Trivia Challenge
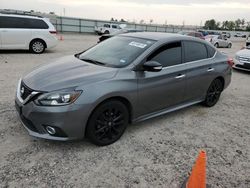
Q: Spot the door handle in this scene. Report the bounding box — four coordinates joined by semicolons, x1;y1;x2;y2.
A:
175;74;186;79
207;68;215;72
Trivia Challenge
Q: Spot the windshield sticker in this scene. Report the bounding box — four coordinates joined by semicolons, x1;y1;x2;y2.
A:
120;59;126;63
129;41;147;49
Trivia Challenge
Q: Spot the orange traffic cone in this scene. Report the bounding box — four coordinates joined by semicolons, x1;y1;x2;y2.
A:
182;150;207;188
59;35;63;41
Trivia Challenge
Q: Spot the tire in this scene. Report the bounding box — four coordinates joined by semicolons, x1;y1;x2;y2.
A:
228;43;232;48
203;79;223;107
86;100;129;146
30;40;46;54
214;43;219;48
104;30;110;34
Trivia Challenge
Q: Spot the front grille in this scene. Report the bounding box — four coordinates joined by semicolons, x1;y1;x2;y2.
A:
238;56;250;63
20;82;33;100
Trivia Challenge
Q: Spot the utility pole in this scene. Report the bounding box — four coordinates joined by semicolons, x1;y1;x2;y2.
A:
63;8;65;16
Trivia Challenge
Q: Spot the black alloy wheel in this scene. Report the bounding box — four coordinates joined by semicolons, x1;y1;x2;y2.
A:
86;100;129;146
203;79;223;107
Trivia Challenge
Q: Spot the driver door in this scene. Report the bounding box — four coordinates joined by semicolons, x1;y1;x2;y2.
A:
137;41;187;116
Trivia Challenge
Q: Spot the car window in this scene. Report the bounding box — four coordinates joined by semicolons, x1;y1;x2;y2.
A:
207;45;216;58
112;25;118;29
147;42;182;67
195;33;202;37
104;24;110;28
0;16;48;29
184;41;208;62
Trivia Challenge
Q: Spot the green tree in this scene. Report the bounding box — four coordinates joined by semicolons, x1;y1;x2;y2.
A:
204;19;219;30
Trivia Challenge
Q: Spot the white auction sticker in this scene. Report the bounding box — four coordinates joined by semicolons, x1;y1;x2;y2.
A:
129;41;147;49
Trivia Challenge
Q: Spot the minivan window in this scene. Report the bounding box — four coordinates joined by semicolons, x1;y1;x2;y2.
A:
184;41;208;62
112;25;118;29
147;42;182;67
0;16;49;29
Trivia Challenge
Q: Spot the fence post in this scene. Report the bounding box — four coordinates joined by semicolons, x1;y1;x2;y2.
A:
79;19;81;33
60;16;63;33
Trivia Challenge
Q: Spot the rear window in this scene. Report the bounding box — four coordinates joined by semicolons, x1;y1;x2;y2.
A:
184;41;208;62
0;16;49;29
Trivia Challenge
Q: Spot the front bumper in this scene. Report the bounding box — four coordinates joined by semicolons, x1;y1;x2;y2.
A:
233;58;250;72
15;96;90;141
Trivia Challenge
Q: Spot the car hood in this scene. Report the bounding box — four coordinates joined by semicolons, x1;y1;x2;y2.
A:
236;49;250;58
23;55;118;91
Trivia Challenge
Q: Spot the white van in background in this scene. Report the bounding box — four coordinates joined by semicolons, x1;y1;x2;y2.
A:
0;14;58;53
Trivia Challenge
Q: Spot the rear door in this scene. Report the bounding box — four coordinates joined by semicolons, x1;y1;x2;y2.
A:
137;41;187;115
183;41;216;102
0;16;32;49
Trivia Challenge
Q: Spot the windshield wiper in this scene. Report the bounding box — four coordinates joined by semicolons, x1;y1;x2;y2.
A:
80;58;106;66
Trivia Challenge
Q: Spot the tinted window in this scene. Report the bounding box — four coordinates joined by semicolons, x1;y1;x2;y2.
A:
0;16;48;29
207;45;216;58
104;24;110;28
112;25;118;29
195;33;202;37
147;42;182;67
184;41;208;62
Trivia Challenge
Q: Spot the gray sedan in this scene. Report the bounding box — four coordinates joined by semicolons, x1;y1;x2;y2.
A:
15;32;232;146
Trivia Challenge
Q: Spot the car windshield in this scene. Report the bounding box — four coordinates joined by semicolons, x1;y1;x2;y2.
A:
79;36;155;68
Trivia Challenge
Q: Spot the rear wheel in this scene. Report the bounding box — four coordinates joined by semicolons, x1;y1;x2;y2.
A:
86;100;129;146
203;79;223;107
30;40;46;54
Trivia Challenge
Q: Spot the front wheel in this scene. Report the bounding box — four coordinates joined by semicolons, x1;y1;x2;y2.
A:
228;43;232;48
203;79;223;107
86;100;129;146
214;43;219;48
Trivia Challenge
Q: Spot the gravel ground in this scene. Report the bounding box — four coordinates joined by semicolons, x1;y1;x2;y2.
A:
0;34;249;188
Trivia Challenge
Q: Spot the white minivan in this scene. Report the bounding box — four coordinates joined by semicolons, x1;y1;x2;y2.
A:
0;14;58;53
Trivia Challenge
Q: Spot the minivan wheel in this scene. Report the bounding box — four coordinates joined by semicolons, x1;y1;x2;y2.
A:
203;79;223;107
30;40;46;54
228;43;232;48
86;100;129;146
214;43;219;48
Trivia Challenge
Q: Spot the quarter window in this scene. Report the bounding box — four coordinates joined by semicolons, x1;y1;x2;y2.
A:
207;45;216;58
184;41;208;62
147;42;182;67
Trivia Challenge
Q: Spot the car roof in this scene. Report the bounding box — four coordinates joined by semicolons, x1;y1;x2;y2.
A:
0;13;43;20
121;32;204;42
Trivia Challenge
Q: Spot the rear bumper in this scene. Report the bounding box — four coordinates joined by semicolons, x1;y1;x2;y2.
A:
15;96;90;141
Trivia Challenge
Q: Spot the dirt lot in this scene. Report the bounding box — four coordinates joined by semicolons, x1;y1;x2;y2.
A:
0;34;249;188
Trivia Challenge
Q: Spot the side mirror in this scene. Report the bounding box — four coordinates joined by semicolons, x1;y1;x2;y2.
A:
143;61;162;72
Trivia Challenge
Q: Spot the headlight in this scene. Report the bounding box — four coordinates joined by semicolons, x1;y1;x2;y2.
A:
35;90;82;106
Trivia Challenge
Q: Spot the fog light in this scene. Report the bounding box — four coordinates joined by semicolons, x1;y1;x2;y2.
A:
46;126;56;135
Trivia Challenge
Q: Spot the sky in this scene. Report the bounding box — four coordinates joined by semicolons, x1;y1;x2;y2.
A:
1;0;250;25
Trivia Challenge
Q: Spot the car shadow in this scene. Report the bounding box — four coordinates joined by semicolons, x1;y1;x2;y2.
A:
233;68;250;75
0;50;56;54
35;103;202;150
